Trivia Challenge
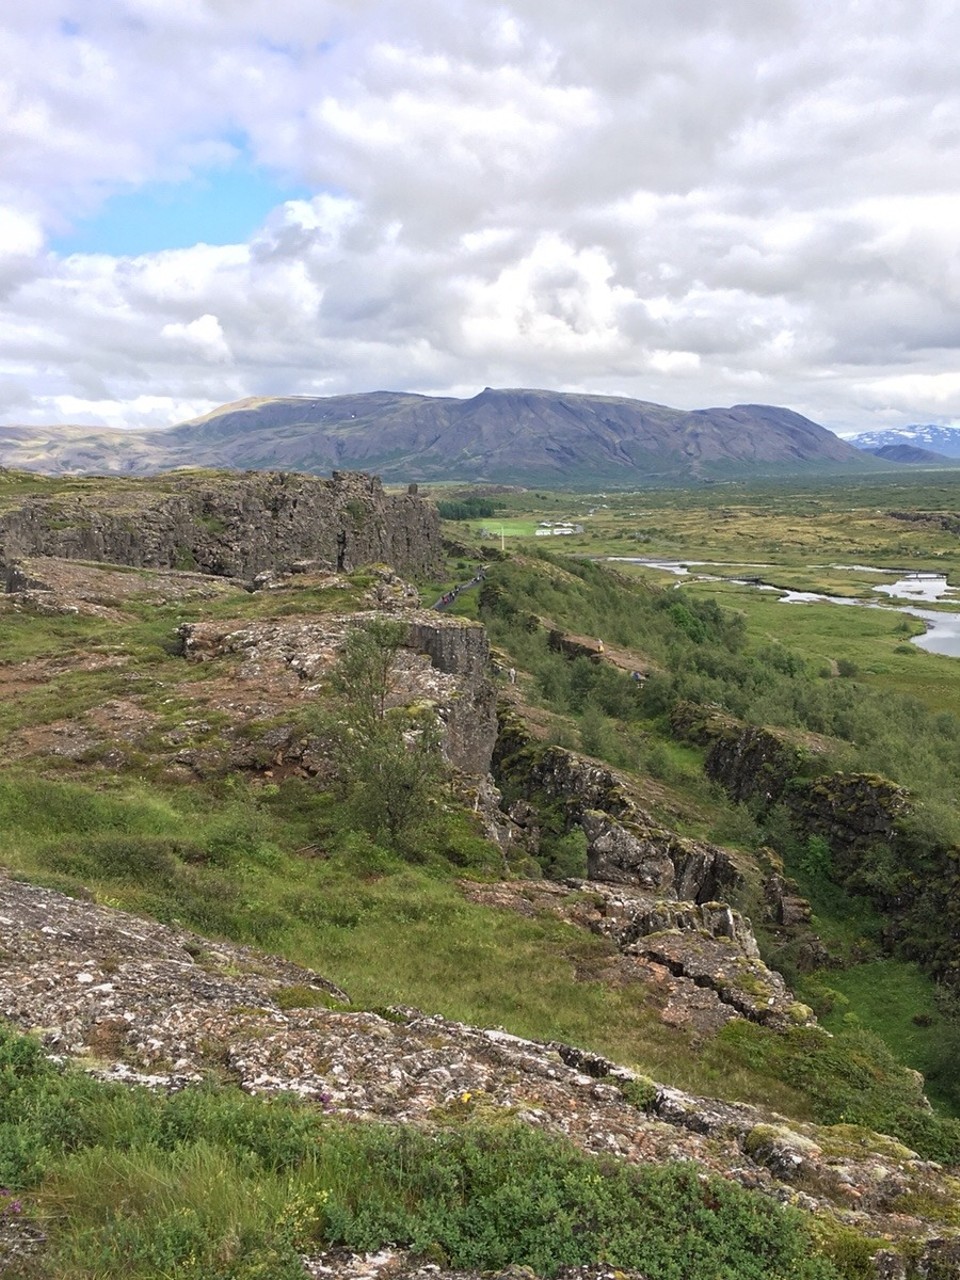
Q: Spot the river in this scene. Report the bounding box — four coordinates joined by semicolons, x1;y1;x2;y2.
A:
607;559;960;658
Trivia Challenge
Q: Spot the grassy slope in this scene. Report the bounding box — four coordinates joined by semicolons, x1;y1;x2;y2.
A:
446;481;960;1120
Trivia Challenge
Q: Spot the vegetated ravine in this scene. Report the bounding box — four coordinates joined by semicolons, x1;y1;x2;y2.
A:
0;468;959;1280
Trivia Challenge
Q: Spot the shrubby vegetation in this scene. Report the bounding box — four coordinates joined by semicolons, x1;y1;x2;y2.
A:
436;497;497;520
477;549;960;1119
321;617;447;851
480;548;960;846
0;1024;851;1280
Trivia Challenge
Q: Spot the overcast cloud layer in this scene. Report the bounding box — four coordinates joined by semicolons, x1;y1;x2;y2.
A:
3;0;960;435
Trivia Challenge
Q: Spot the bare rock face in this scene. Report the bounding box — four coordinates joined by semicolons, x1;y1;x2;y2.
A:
493;710;743;904
580;809;675;890
0;470;442;581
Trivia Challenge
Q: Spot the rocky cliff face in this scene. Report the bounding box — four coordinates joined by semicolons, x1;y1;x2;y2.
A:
0;470;441;581
670;701;911;850
177;605;498;777
493;707;743;904
671;701;810;804
668;700;960;988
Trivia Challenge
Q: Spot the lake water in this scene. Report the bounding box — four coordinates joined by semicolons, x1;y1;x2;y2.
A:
607;558;960;658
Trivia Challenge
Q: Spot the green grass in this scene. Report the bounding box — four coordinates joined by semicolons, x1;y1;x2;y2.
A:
810;960;960;1114
5;766;957;1158
472;519;539;538
4;481;960;1221
0;1024;857;1280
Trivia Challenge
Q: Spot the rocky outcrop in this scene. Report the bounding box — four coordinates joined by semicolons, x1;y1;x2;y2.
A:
177;606;498;776
579;810;675;890
572;883;809;1031
671;701;811;805
671;703;912;855
673;700;960;988
0;558;497;781
1;873;957;1279
494;708;742;903
787;772;911;851
548;629;604;663
0;469;442;581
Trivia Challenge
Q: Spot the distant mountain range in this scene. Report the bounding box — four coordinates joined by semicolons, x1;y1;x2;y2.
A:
0;387;887;485
848;424;960;460
863;443;951;464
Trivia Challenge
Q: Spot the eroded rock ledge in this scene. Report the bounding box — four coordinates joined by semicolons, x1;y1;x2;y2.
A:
0;874;957;1280
0;469;441;581
493;706;743;903
177;606;497;776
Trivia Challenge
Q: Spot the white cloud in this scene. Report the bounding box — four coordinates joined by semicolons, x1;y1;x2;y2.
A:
161;313;232;362
2;1;960;434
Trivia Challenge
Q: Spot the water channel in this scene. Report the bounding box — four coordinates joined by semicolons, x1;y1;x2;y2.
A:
607;558;960;658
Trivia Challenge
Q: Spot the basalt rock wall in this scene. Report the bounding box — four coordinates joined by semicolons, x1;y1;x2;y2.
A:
493;706;742;903
787;772;911;851
670;701;804;805
671;702;911;851
0;470;441;581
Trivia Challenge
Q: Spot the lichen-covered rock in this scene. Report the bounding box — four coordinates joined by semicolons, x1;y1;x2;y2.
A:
787;772;912;850
580;809;675;891
177;608;498;776
744;1122;823;1179
0;874;956;1276
493;713;742;904
0;469;442;581
302;1256;652;1280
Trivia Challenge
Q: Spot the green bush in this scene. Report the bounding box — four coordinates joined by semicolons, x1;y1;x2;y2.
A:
0;1026;843;1280
537;828;588;881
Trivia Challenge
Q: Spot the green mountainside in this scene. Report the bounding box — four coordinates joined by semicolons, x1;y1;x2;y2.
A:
0;387;880;484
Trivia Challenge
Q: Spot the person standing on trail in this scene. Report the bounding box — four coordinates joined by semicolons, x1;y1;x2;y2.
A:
597;639;604;654
508;667;517;684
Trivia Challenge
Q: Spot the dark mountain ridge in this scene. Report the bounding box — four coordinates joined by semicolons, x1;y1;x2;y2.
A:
0;387;880;484
867;443;952;464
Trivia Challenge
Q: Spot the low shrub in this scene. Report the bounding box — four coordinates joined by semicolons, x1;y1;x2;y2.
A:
0;1026;844;1279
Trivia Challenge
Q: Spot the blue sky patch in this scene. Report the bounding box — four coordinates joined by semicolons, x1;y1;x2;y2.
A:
53;164;312;257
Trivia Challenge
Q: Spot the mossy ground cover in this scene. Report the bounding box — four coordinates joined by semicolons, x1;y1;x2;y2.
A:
0;1025;849;1280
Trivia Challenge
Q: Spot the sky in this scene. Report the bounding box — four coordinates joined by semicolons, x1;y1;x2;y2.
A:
3;1;960;437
